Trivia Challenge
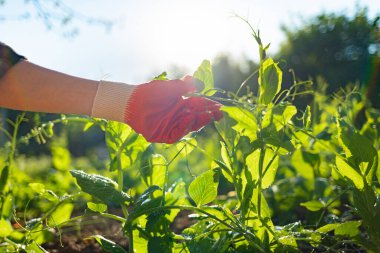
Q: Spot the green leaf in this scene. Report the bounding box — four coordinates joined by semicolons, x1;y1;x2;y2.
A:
246;148;279;189
336;156;364;189
303;105;311;129
278;235;297;247
337;119;377;186
105;121;149;171
0;219;13;237
221;106;257;142
48;203;74;226
1;193;14;219
377;150;380;184
0;165;9;192
262;104;297;131
220;143;233;183
153;72;168;80
29;183;46;195
175;138;197;156
25;241;49;253
83;121;94;131
70;170;131;205
317;221;361;237
51;146;71;171
193;60;215;95
141;154;166;189
87;202;108;213
135;185;162;207
317;223;340;233
334;221;361;237
188;169;219;206
259;58;282;105
132;229;148;252
90;235;127;253
300;200;325;211
148;236;173;253
291;149;315;189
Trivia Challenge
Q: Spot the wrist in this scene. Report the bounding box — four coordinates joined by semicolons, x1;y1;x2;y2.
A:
91;80;136;122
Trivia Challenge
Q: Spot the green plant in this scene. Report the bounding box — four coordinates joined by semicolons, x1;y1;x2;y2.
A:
0;22;379;253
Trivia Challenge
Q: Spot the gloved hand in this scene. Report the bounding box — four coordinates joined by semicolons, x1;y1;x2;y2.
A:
91;76;222;144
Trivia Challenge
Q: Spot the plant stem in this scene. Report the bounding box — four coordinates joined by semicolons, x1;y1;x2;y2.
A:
257;147;265;219
116;156;132;252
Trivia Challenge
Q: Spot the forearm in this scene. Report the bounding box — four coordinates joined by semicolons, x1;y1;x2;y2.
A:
0;60;98;116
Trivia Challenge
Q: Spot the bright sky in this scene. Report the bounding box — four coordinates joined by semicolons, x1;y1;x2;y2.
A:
1;0;379;83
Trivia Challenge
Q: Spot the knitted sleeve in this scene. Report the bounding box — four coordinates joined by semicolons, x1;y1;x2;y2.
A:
0;42;26;79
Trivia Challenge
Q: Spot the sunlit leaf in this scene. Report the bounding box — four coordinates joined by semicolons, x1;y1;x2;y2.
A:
175;138;197;156
48;203;74;226
221;106;257;142
278;235;297;247
291;149;315;189
51;146;71;171
303;105;311;129
29;183;46;195
317;223;340;233
334;221;361;237
87;202;108;213
164;180;189;222
153;72;168;80
105;121;149;171
262;104;297;131
193;59;215;95
246;148;279;189
1;193;14;219
337;119;377;185
83;122;94;131
300;200;325;211
259;57;282;105
133;229;149;253
0;219;13;237
335;156;364;189
220;143;233;183
141;154;166;189
188;169;219;206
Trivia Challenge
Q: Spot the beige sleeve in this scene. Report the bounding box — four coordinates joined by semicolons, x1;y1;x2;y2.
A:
91;80;136;122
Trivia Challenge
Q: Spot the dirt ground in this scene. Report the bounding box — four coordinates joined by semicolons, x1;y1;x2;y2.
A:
42;210;193;252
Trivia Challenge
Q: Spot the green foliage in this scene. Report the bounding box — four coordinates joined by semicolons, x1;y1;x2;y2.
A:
105;120;149;171
193;59;215;95
87;202;108;213
259;58;282;105
0;219;12;237
1;19;380;253
246;148;278;189
188;169;219;206
90;235;127;253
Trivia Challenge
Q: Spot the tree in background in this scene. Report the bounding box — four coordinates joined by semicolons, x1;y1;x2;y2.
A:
278;8;380;107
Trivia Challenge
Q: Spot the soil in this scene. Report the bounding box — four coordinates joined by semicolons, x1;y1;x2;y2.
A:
42;214;128;253
41;209;193;252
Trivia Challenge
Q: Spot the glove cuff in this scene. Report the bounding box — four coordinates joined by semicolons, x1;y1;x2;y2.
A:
91;80;136;122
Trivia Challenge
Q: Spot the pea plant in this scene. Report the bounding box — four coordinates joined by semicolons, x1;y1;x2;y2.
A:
0;27;379;253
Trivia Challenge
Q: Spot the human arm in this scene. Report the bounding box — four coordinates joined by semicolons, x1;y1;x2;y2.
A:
0;60;98;116
0;43;222;144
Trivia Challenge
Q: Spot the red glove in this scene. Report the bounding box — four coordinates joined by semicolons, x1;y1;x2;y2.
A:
91;77;222;144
